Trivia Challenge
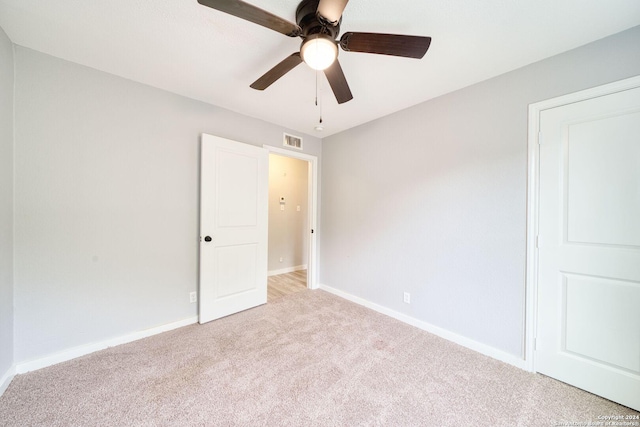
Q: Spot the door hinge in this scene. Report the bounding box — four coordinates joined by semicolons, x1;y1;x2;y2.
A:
538;131;542;145
534;337;537;351
536;235;540;248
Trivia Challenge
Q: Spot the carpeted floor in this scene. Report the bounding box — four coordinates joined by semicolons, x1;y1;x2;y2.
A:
0;289;637;426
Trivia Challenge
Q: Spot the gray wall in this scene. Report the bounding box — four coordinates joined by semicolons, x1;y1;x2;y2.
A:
320;26;640;358
0;26;14;381
268;154;309;272
13;46;321;363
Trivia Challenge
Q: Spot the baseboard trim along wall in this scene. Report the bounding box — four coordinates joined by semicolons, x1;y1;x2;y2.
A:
268;264;307;277
15;316;198;374
0;365;16;397
319;284;527;370
9;286;526;382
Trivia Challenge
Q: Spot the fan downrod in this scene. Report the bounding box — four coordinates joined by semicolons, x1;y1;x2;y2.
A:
296;0;341;40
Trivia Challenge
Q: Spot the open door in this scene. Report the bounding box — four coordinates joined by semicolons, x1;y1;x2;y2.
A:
199;134;268;324
535;85;640;410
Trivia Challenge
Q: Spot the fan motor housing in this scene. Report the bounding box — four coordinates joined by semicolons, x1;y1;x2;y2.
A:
295;0;341;39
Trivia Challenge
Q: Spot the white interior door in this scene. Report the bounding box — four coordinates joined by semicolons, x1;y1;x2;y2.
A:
199;134;268;324
536;86;640;410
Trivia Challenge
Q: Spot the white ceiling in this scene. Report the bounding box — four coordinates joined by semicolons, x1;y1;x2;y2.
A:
1;0;639;137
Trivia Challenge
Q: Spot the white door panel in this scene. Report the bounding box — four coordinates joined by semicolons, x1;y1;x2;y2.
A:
563;274;640;373
217;151;260;228
199;134;268;324
565;111;640;246
536;86;640;411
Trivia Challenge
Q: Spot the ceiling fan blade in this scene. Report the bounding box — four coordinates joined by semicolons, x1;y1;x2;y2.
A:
317;0;349;25
250;53;303;90
340;32;432;59
323;59;353;104
197;0;301;37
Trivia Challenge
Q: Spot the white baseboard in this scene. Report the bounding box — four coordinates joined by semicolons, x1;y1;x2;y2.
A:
319;284;527;370
268;264;307;277
0;365;16;397
16;316;198;374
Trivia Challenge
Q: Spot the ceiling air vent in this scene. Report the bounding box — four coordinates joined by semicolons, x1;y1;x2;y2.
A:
283;133;303;150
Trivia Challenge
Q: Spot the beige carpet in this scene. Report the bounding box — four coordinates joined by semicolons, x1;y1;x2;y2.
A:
0;289;637;426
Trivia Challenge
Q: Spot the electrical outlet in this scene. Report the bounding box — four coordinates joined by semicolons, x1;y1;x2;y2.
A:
279;257;284;262
190;292;197;303
403;292;411;304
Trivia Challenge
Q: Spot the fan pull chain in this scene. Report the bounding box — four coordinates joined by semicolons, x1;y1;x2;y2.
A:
315;71;323;131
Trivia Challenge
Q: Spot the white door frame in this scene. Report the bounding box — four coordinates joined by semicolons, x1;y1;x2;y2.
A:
264;146;319;290
525;74;640;372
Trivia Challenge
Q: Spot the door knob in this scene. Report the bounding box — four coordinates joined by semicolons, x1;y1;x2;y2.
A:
204;236;212;242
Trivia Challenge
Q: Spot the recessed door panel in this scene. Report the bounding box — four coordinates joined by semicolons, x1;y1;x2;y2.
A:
566;111;640;247
217;151;259;228
214;244;258;298
563;273;640;374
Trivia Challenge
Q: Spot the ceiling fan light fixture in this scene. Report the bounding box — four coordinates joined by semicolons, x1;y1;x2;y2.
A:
301;34;338;70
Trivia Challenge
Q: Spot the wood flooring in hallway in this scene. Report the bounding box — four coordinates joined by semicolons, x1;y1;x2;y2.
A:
267;270;307;302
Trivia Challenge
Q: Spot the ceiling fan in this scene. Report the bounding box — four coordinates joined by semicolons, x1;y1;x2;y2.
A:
197;0;432;104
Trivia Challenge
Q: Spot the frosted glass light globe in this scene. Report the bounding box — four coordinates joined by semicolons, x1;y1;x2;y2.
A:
301;35;338;70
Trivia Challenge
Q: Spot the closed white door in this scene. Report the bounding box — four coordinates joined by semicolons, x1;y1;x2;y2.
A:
536;86;640;410
199;134;268;324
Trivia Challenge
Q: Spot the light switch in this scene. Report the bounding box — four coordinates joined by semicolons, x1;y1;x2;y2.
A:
296;205;301;211
280;205;284;211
